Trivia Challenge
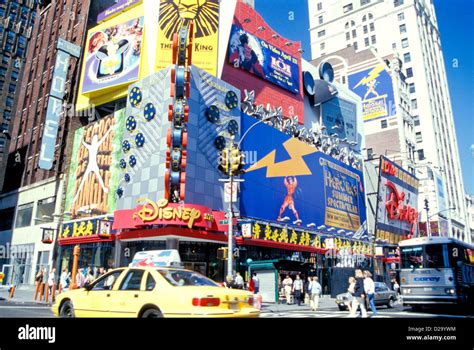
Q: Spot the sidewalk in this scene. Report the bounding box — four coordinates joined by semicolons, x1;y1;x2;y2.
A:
0;284;52;305
262;296;337;313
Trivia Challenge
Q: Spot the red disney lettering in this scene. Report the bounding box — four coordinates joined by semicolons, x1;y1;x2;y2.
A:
384;181;419;234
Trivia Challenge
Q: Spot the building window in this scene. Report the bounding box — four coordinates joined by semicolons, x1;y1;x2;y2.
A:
15;202;34;229
318;30;326;37
402;38;409;48
361;0;371;5
352;29;357;38
413;115;420;126
381;120;388;129
317;2;323;11
320;42;325;50
35;197;56;225
343;4;354;13
404;52;411;63
363;25;368;34
406;67;413;77
417;149;425;160
398;12;405;21
368;13;373;20
409;83;416;93
362;15;367;22
353;42;358;50
400;24;407;33
416;132;423;143
371;35;376;44
369;22;375;31
0;207;15;231
346;32;351;40
364;37;370;47
394;0;404;6
411;99;418;109
392;43;397;49
318;15;323;24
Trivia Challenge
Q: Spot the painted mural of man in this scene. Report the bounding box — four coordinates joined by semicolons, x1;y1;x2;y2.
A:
277;176;302;225
363;79;379;100
72;128;113;206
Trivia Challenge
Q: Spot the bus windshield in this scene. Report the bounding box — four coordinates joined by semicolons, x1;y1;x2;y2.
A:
401;244;448;269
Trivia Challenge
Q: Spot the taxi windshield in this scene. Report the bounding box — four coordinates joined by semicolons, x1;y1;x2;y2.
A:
158;269;219;287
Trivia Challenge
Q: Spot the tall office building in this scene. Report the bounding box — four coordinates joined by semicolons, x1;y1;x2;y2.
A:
0;0;38;190
0;0;115;284
308;0;469;242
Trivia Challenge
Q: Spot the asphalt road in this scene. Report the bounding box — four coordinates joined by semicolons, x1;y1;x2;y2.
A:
0;299;472;318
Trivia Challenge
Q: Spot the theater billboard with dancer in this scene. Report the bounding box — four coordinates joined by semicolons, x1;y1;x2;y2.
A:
64;111;125;219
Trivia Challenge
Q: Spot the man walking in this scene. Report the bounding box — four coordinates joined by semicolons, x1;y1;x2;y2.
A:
310;276;322;311
364;271;377;316
292;274;304;306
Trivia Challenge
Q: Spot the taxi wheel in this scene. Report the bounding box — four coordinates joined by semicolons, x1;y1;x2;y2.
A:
141;308;163;318
59;300;75;318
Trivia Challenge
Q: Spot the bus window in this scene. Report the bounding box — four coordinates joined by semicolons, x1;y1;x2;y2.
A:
401;246;423;269
424;244;446;268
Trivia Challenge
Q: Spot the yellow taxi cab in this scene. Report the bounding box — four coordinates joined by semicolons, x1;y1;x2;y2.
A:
52;266;260;318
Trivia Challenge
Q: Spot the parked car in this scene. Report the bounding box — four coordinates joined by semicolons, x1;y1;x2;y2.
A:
336;282;397;311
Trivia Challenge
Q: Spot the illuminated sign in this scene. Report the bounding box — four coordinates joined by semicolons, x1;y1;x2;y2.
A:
59;219;114;240
114;198;221;230
348;64;395;122
376;156;419;243
39;39;81;170
228;25;300;94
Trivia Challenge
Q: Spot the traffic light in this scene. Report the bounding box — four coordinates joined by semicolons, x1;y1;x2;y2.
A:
230;146;245;176
217;247;228;260
218;148;230;175
424;198;429;211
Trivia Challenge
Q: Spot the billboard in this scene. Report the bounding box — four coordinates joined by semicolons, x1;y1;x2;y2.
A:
348;64;395;122
82;16;144;94
240;114;366;232
321;97;358;143
64;110;125;219
155;0;220;76
375;156;419;244
228;25;300;94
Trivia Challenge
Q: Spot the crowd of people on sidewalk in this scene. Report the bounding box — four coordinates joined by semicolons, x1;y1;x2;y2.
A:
223;272;260;294
34;266;109;293
280;274;322;311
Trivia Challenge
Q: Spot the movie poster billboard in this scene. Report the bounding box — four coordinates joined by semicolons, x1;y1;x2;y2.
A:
240;114;365;232
228;25;300;94
375;156;420;244
156;0;219;76
82;17;144;94
348;64;395;122
64;110;125;219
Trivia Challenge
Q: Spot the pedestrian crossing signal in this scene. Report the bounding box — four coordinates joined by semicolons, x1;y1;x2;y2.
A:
217;247;228;260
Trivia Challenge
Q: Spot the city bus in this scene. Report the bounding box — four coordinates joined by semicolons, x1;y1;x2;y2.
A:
399;236;474;308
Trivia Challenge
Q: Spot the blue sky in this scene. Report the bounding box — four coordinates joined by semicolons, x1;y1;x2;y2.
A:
255;0;474;194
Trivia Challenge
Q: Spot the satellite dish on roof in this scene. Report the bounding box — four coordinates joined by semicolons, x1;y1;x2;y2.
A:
319;62;334;83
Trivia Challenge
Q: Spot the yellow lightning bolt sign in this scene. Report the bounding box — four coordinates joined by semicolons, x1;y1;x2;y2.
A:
245;138;317;178
353;64;385;89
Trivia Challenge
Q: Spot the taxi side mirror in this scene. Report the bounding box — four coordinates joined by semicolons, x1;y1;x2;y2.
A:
84;283;93;291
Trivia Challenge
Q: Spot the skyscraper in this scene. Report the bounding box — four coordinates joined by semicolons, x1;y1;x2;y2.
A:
308;0;469;242
0;0;38;190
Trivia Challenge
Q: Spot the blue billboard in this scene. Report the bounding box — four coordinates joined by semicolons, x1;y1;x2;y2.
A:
240;114;366;232
348;64;395;122
228;25;300;94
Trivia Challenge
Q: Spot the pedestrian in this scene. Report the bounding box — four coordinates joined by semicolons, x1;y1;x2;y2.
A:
363;271;377;316
234;272;244;289
248;275;255;292
349;269;367;318
282;275;293;304
85;267;95;286
60;268;70;291
304;276;312;305
252;272;260;294
35;268;44;285
310;276;322;311
393;280;400;295
292;274;304;306
47;268;56;294
347;276;356;313
98;267;106;278
76;268;86;289
224;275;235;289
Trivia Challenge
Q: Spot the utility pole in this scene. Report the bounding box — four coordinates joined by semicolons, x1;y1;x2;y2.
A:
424;198;430;237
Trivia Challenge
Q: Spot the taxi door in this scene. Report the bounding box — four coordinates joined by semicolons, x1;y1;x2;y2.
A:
109;269;149;317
